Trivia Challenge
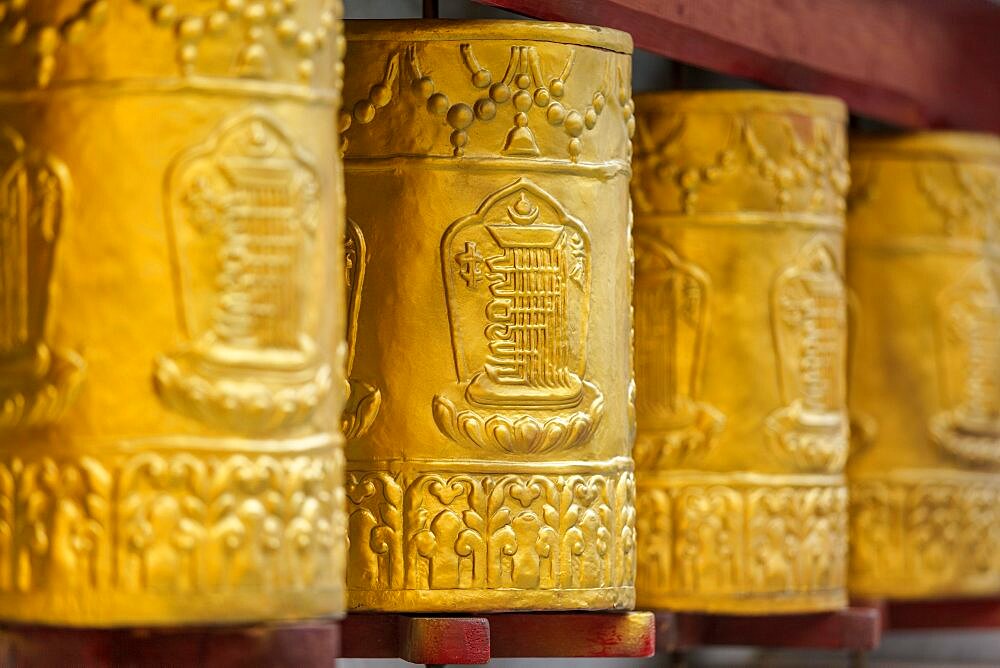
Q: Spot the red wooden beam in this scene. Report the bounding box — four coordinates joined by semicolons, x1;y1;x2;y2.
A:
472;0;1000;134
858;598;1000;631
0;622;341;668
342;612;655;663
656;607;881;652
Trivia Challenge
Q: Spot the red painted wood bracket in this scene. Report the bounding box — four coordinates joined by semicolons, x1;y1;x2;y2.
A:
857;598;1000;631
0;622;341;668
342;611;655;663
472;0;1000;134
656;607;882;652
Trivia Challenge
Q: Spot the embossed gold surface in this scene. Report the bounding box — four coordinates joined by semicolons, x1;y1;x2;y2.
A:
0;1;347;626
341;20;636;612
848;132;1000;599
632;92;850;613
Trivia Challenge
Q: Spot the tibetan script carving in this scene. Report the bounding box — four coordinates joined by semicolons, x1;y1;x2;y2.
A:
0;125;85;430
155;109;331;434
434;179;604;454
633;234;725;469
767;239;848;472
932;261;1000;465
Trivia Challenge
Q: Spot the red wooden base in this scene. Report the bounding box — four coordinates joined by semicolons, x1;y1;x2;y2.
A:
656;607;881;652
0;621;340;668
856;598;1000;631
342;611;656;664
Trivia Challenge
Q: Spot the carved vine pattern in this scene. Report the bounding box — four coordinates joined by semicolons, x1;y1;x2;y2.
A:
635;481;846;600
346;467;635;593
0;450;344;595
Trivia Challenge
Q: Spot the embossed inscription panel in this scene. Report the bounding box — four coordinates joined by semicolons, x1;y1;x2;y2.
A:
156;110;332;435
434;179;605;456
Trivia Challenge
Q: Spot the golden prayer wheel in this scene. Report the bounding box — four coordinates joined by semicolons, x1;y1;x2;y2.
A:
631;91;850;613
848;132;1000;599
340;20;637;612
0;1;347;626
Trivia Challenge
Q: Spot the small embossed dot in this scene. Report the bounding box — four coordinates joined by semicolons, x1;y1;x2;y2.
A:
489;83;511;103
7;17;27;45
474;98;496;121
152;4;177;25
177;16;205;40
63;19;88;44
338;111;352;133
514;111;528;128
515;73;530;89
447;103;474;130
35;26;59;55
207;10;229;32
564;110;584;137
296;30;316;55
533;87;550;107
412;76;434;99
593;92;606;113
584;107;598;129
471;69;491;89
451;129;469;149
180;42;198;64
546;102;566;125
353;99;376;124
243;2;266;22
276;18;298;41
297;59;314;81
513;90;532;112
568;138;582;159
369;83;391;108
88;0;110;23
427;92;449;115
549;78;565;97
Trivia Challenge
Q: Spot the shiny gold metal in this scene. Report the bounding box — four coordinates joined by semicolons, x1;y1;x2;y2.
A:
631;92;850;613
0;1;347;626
340;20;636;612
848;132;1000;599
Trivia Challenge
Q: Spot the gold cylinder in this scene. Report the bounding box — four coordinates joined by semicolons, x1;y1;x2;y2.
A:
0;1;347;626
848;132;1000;599
340;20;636;612
631;92;850;613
